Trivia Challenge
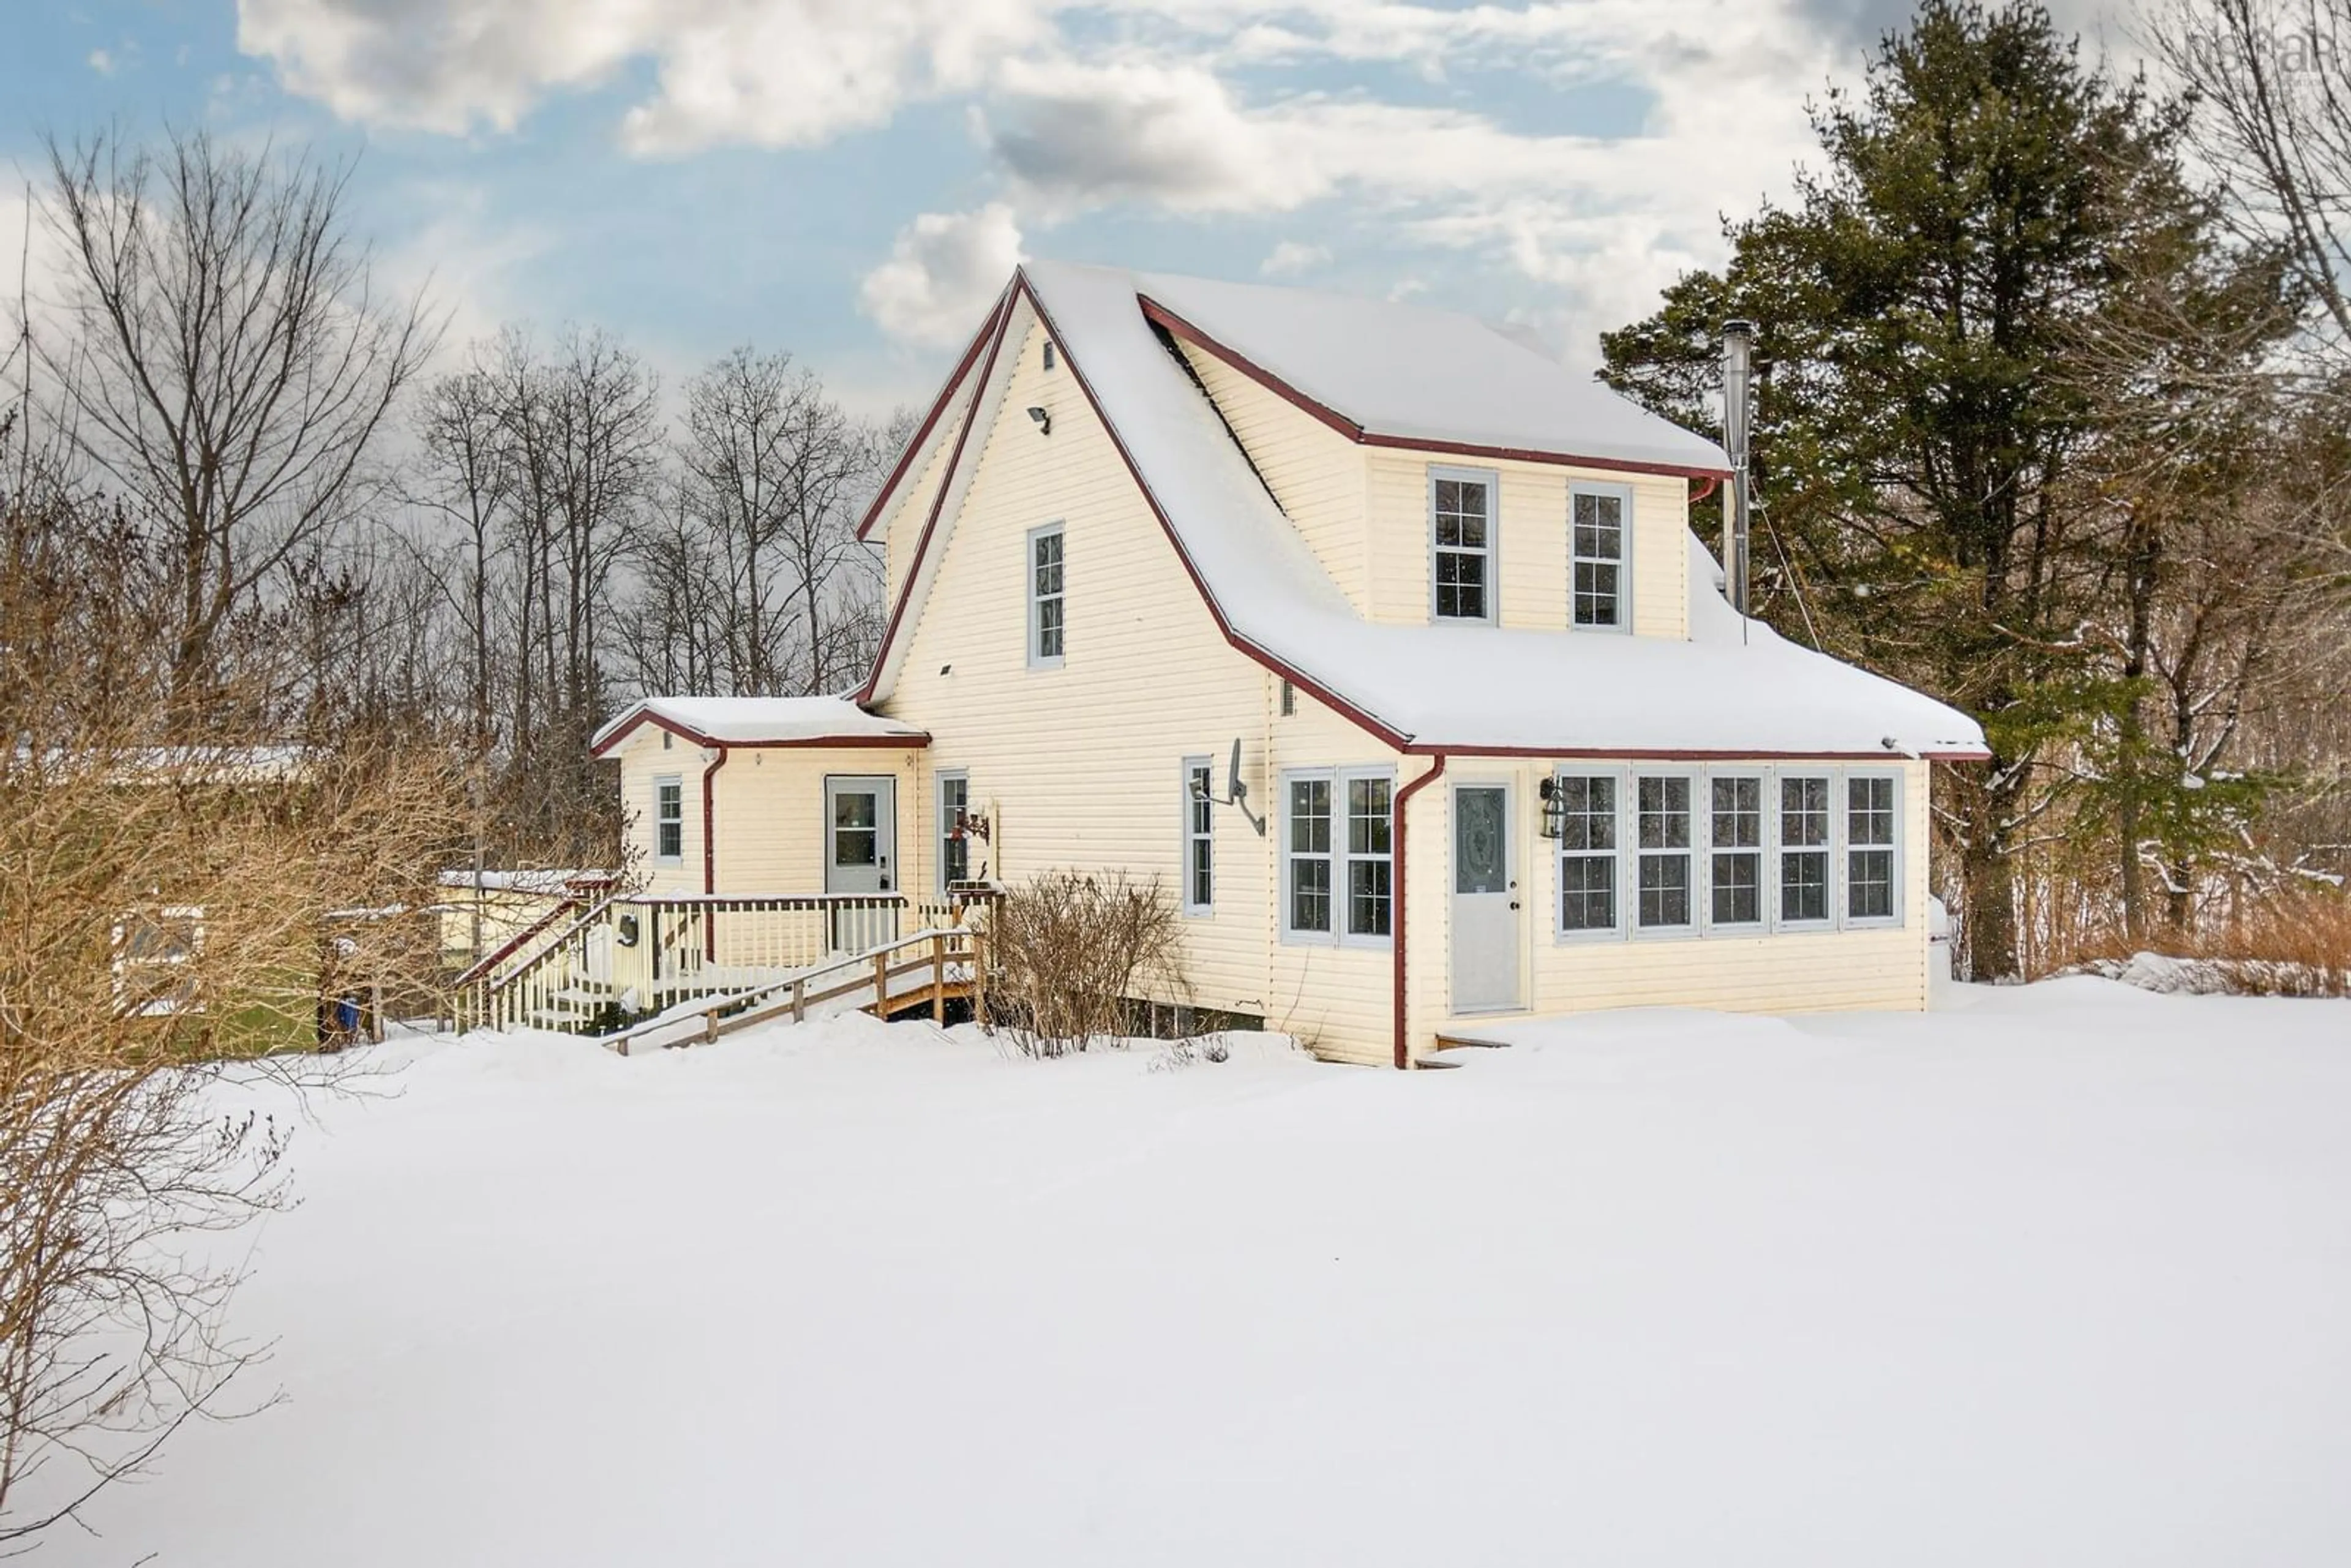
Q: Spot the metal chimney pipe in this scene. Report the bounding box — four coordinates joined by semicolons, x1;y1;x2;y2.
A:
1720;320;1755;617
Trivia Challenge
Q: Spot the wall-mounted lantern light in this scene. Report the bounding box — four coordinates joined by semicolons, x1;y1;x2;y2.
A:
1026;405;1052;436
1537;775;1566;841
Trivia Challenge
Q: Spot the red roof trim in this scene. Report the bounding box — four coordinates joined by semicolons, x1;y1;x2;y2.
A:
1020;276;1410;749
855;280;1021;708
1141;296;1733;482
858;272;1970;762
854;290;1012;543
590;710;929;759
1399;743;1992;762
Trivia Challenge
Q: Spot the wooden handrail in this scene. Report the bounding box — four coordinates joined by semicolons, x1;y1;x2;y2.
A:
454;894;588;986
604;925;981;1051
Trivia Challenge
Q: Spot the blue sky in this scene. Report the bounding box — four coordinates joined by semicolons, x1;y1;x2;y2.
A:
3;0;2118;417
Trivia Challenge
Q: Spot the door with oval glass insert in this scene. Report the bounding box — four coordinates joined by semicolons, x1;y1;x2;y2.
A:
1450;782;1521;1013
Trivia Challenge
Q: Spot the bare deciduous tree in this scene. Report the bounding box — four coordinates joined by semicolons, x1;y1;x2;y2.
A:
36;128;438;705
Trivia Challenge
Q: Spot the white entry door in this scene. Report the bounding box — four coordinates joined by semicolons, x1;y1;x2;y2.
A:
824;776;897;896
1450;782;1521;1013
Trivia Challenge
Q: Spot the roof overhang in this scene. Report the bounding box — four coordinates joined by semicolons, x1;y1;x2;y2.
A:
589;705;930;759
855;288;1015;543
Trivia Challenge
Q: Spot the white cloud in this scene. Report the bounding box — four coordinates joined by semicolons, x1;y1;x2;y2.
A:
88;48;118;77
235;0;1901;361
858;203;1024;349
236;0;1046;151
1260;240;1330;277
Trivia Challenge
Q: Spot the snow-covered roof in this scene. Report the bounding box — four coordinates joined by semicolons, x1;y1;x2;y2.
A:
437;868;617;894
591;696;927;755
1010;261;1987;758
1131;267;1732;475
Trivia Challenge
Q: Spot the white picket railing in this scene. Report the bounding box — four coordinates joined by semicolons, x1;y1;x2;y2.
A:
457;893;928;1034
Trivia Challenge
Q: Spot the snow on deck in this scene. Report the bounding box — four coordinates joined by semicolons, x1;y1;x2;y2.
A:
34;980;2351;1566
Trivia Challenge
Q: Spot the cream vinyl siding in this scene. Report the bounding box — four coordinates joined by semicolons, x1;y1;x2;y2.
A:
1263;682;1408;1063
612;730;920;897
882;408;965;612
1407;756;1933;1051
879;318;1291;1037
1364;453;1692;637
613;730;704;895
1175;343;1372;615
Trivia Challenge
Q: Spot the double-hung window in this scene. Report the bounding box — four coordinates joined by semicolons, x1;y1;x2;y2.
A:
1845;773;1899;924
1634;773;1696;933
1570;482;1631;630
1708;775;1764;929
1344;775;1395;939
1555;772;1620;936
1283;768;1393;943
937;771;970;895
1182;759;1214;915
1285;775;1333;936
1430;469;1496;623
654;775;684;863
1028;523;1065;666
1777;773;1834;926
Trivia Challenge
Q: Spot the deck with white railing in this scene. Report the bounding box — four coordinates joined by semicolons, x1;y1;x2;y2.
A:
452;890;997;1038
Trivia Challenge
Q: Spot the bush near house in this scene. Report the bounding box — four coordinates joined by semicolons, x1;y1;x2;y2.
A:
983;872;1190;1059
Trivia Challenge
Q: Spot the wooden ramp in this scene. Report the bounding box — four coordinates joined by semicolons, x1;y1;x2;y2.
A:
602;926;981;1056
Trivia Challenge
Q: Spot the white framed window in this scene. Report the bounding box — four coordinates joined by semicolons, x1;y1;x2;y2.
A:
1554;764;1903;942
1633;771;1698;935
1844;771;1902;926
1027;522;1065;667
1182;757;1214;915
1775;772;1835;928
1283;772;1334;939
1343;772;1395;942
1554;770;1623;939
1706;773;1766;930
1428;467;1497;623
1570;482;1632;631
654;775;684;863
1282;767;1394;946
936;770;970;895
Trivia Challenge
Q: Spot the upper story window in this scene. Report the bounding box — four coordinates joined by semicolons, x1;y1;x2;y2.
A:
1571;482;1632;631
1428;470;1496;623
1028;523;1065;667
654;776;684;863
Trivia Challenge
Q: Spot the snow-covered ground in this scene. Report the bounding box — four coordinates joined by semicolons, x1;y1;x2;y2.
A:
40;980;2351;1566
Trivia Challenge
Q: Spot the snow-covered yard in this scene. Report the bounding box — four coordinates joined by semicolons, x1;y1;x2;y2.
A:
43;981;2351;1566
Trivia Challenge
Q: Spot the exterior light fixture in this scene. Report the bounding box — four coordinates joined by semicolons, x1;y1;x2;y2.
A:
1537;775;1566;841
1026;405;1051;435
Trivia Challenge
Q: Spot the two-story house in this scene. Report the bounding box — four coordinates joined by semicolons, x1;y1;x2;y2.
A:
591;261;1988;1066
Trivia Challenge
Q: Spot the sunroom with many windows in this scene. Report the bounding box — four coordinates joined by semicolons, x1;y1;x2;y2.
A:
1549;764;1905;940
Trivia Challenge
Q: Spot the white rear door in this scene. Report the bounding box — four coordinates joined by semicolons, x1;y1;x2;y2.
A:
1450;782;1521;1013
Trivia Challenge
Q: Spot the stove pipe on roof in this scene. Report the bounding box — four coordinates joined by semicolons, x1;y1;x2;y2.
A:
1721;319;1757;617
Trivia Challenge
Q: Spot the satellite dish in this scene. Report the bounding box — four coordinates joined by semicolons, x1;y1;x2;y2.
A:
1227;737;1245;805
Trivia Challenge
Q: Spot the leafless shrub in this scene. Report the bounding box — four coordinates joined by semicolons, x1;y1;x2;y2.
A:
983;872;1189;1059
0;440;465;1542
